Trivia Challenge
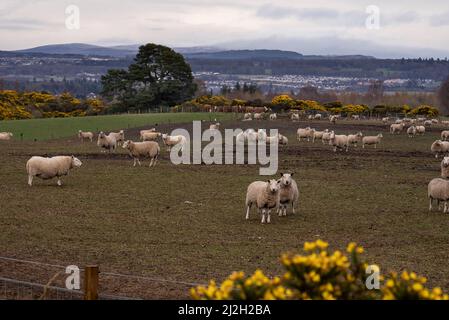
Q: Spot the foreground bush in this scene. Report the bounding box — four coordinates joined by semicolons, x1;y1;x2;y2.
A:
191;240;448;300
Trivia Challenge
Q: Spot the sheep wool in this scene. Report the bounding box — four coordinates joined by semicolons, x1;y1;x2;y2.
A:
26;155;82;186
428;178;449;213
277;173;299;216
122;140;160;167
245;180;280;224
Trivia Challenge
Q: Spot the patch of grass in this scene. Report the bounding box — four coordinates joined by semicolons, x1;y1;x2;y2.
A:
0;112;233;141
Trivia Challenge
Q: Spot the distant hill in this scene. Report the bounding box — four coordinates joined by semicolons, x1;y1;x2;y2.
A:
184;49;304;60
14;43;136;57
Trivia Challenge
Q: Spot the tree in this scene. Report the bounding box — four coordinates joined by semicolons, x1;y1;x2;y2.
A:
101;43;196;112
439;76;449;115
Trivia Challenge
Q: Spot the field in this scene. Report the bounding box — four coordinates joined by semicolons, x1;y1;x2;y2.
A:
1;113;449;299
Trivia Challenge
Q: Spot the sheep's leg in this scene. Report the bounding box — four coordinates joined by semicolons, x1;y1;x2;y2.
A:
133;158;137;167
429;198;433;211
28;175;33;187
137;159;142;166
245;205;251;220
267;210;271;223
375;144;377;149
291;201;296;215
445;202;448;213
261;209;266;224
149;158;154;167
57;178;62;186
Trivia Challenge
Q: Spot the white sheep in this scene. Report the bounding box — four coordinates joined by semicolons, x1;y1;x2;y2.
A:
407;125;417;138
312;129;329;143
26;155;82;186
322;130;333;144
431;140;449;158
348;132;363;147
141;131;162;141
253;113;263;120
382;117;389;124
428;178;449;213
291;113;300;121
108;130;125;146
416;126;425;135
297;127;315;142
424;120;432;127
161;134;187;152
243;113;252;121
277;173;299;216
329;115;337;124
122;140;160;167
442;120;449;126
269;113;277;120
329;132;349;152
140;128;156;139
209;122;220;130
441;131;449;141
78;130;94;142
352;115;360;120
0;132;13;140
314;114;322;120
278;134;288;145
441;156;449;179
362;134;383;149
265;133;279;145
245;179;280;224
432;119;439;124
97;131;117;152
390;123;404;134
257;129;267;142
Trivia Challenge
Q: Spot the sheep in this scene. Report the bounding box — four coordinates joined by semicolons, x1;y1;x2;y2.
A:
277;173;299;216
243;113;252;121
139;128;156;139
257;129;267;142
26;155;82;187
122;140;160;167
395;119;403;124
314;114;322;120
382;117;389;124
417;117;426;123
253;113;263;120
236;129;257;144
308;115;313;120
297;127;315;142
329;132;349;152
416;125;426;135
322;130;333;145
431;140;449;158
312;129;329;143
432;119;439;124
424;120;432;127
97;131;117;152
407;125;417;138
265;133;280;145
390;123;404;134
329;115;337;124
209;123;220;130
442;120;449;126
362;134;383;149
78;130;94;142
269;113;277;120
141;131;162;141
441;156;449;179
108;130;125;146
0;132;13;140
278;134;288;145
245;179;280;224
352;115;360;120
441;131;449;141
348;132;363;147
428;178;449;213
291;113;300;121
161;134;187;152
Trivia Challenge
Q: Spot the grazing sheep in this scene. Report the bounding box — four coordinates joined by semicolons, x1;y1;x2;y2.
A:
97;131;117;152
269;113;277;120
329;132;349;152
277;173;299;216
329;115;337;124
243;113;252;121
161;134;187;152
431;140;449;158
122;140;160;167
141;131;162;141
390;123;404;134
424;120;432;127
291;113;300;121
416;126;426;135
108;130;125;146
312;129;329;143
245;179;280;224
348;132;363;147
278;134;288;145
395;119;403;124
362;134;383;149
26;155;82;187
352;115;360;120
0;132;13;140
441;131;449;141
253;113;263;120
441;156;449;179
314;114;322;120
381;117;389;124
407;125;417;138
417;117;426;123
308;115;313;120
139;128;156;139
322;130;333;144
297;127;315;142
442;120;449;126
78;130;94;142
428;178;449;213
432;119;439;124
209;122;220;130
265;133;279;145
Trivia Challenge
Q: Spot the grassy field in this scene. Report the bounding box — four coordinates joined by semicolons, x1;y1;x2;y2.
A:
1;116;449;299
0;112;233;141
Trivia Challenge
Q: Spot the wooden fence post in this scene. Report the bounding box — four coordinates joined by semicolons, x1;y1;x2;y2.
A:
84;265;99;300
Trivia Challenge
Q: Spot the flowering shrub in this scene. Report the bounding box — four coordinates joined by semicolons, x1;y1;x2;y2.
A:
191;240;448;300
408;105;439;117
295;100;326;112
271;95;296;108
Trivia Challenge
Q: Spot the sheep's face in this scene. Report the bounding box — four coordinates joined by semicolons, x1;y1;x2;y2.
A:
162;134;168;140
71;156;82;168
99;132;106;139
357;132;363;137
267;179;280;193
442;157;449;167
279;173;294;187
378;133;383;138
8;132;13;137
122;140;131;149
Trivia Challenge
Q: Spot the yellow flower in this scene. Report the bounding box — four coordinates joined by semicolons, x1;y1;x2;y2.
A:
412;283;423;292
346;242;357;253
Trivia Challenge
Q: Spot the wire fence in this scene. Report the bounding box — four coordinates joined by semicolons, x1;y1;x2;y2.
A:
0;255;204;300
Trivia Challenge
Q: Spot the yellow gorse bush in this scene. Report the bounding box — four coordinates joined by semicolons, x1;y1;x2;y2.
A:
191;240;448;300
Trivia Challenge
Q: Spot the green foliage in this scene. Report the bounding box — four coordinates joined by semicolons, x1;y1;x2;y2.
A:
101;43;196;112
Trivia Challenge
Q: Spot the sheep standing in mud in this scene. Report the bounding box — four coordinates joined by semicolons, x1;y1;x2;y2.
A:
245;179;280;224
362;134;383;149
122;140;160;167
431;140;449;158
428;178;449;213
97;131;117;152
348;132;363;147
78;130;94;142
329;132;349;152
0;132;13;140
161;134;187;152
26;155;82;186
441;156;449;179
277;173;299;216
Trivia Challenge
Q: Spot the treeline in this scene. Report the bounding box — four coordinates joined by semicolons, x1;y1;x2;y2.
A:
0;90;106;120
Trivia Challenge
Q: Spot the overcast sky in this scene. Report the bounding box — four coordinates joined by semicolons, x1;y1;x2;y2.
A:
1;0;449;58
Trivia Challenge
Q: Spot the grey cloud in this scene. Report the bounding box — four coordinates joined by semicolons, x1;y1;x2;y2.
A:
0;18;57;30
429;11;449;26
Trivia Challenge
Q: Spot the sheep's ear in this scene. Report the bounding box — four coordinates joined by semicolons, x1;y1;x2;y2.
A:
280;172;284;177
71;155;75;159
290;173;294;177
